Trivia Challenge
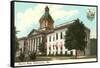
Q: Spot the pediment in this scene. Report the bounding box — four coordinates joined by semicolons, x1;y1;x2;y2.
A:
28;29;39;36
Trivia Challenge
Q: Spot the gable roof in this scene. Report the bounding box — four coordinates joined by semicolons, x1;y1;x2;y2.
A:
28;29;39;37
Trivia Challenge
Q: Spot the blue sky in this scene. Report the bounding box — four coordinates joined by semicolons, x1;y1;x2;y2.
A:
14;2;97;39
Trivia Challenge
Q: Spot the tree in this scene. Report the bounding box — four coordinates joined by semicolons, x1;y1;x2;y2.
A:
15;37;19;52
15;27;19;53
29;52;36;61
64;19;87;58
18;52;25;61
38;42;46;55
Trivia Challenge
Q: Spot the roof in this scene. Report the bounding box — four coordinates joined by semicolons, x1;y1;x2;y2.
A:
18;19;90;39
28;29;39;36
39;6;54;23
46;19;90;34
18;37;27;41
54;20;75;30
40;13;54;22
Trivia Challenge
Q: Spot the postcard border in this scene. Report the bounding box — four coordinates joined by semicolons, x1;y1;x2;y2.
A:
10;1;98;67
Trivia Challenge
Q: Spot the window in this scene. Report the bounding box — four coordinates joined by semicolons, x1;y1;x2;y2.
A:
56;33;58;40
49;45;51;50
60;32;63;39
41;20;45;28
46;20;48;27
49;36;51;42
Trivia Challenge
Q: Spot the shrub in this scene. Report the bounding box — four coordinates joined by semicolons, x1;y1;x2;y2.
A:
18;53;25;62
29;52;36;61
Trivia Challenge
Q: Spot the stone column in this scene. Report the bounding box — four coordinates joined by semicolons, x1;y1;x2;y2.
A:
37;37;39;52
72;49;76;56
32;39;34;52
30;39;31;52
58;45;61;55
31;39;33;52
31;39;32;52
62;45;65;55
33;39;35;51
51;45;53;55
34;38;36;51
41;36;42;43
35;38;36;51
47;45;49;55
36;38;38;51
28;39;30;54
54;45;56;55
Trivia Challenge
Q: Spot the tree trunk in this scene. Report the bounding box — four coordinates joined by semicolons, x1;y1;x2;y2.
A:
84;50;85;56
75;50;78;59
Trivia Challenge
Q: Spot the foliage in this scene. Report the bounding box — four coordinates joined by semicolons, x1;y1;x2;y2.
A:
15;27;19;52
29;52;36;61
38;42;46;55
64;19;87;58
15;37;19;52
18;52;25;62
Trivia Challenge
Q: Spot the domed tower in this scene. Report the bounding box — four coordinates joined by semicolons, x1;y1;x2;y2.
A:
39;6;54;31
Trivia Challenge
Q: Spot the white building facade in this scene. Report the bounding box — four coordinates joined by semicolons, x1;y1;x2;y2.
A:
18;6;90;56
46;24;76;56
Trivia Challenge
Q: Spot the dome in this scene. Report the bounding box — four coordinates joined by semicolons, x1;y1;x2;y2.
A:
39;6;54;23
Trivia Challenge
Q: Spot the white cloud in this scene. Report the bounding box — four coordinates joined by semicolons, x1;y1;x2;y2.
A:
15;4;79;37
50;6;78;20
16;4;78;24
90;30;97;38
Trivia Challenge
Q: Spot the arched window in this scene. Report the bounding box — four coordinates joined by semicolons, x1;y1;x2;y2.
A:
40;20;45;28
46;20;48;27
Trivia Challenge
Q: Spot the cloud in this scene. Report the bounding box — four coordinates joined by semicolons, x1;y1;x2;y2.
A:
15;4;79;38
50;7;78;20
16;4;78;24
90;30;97;38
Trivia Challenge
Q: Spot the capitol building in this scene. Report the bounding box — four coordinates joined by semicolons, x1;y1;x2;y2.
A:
18;6;90;56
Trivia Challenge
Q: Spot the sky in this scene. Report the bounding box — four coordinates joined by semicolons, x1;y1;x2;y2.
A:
14;2;97;39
